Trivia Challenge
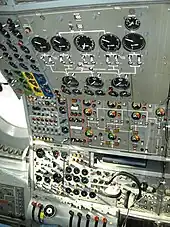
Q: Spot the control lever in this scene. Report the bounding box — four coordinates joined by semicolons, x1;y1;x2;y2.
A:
86;214;90;227
94;216;99;227
102;218;107;227
77;212;82;227
69;210;74;227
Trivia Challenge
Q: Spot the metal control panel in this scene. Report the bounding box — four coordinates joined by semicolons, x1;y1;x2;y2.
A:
0;0;170;227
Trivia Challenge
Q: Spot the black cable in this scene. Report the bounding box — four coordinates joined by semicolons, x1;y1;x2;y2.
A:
108;171;142;200
38;204;44;224
31;205;36;222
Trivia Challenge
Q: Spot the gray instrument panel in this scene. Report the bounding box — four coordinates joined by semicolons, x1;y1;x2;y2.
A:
0;0;170;227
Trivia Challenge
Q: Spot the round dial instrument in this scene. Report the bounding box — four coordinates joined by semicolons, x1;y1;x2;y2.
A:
132;102;141;110
108;132;117;140
62;76;79;88
86;76;104;88
74;35;95;52
72;88;82;95
99;34;121;52
51;36;71;52
112;77;130;90
1;29;10;38
122;33;146;52
20;45;30;54
12;29;23;39
107;110;117;118
31;37;51;53
125;17;141;30
107;101;117;108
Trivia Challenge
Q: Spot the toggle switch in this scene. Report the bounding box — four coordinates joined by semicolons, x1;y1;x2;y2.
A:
77;212;82;227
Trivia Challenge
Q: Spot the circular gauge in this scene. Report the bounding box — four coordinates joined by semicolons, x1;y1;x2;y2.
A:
12;29;23;39
108;110;117;118
155;108;165;117
65;188;72;194
36;175;42;182
20;45;30;54
83;100;91;106
108;132;117;140
120;91;131;97
73;189;80;195
19;63;28;70
81;191;88;197
25;55;31;59
14;53;23;62
36;148;45;158
107;101;117;108
44;177;50;184
131;112;141;120
3;52;8;57
132;102;141;110
73;176;80;183
74;35;95;52
30;64;40;71
31;37;51;53
84;108;92;116
9;61;18;69
53;173;62;183
122;33;146;52
131;135;140;142
84;89;94;96
61;85;71;95
62;126;69;134
95;90;105;96
86;76;104;88
99;34;121;52
7;42;18;52
112;77;130;90
59;106;66;114
89;192;96;198
125;17;141;30
66;166;72;173
51;36;71;52
62;76;79;88
72;88;82;95
1;29;10;38
82;169;88;176
0;44;7;51
85;128;93;137
74;167;80;174
82;177;89;184
44;205;56;218
65;174;72;181
58;97;66;105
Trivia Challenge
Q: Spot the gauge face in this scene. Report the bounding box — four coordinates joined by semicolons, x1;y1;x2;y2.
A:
20;45;30;54
72;88;82;95
107;110;117;118
51;36;71;52
19;63;28;70
122;33;146;52
131;112;141;120
132;102;141;110
1;29;10;38
125;17;141;30
84;89;94;96
155;108;165;117
7;42;18;52
86;76;104;88
84;108;92;116
12;30;23;39
9;61;18;69
74;35;95;52
95;90;105;96
31;37;51;53
112;77;130;90
120;91;131;97
62;76;79;88
107;101;117;108
31;64;40;71
99;34;121;52
0;44;7;51
108;132;117;140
